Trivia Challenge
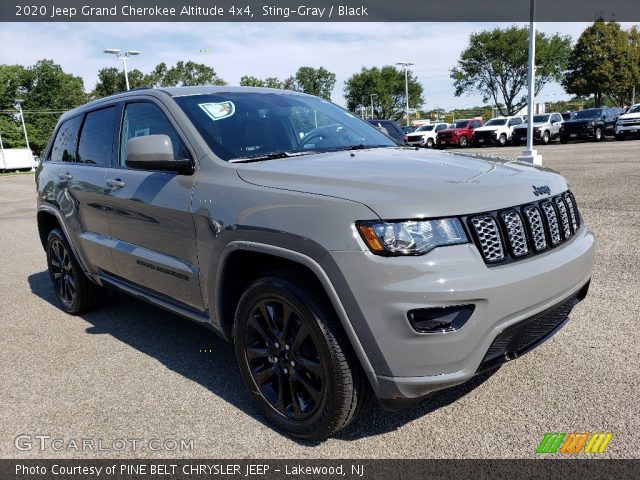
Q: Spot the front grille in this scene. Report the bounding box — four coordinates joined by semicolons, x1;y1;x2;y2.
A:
474;130;496;139
407;135;422;142
476;290;585;373
467;190;581;265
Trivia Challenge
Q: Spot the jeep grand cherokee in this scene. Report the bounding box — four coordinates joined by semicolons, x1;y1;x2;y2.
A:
36;87;595;439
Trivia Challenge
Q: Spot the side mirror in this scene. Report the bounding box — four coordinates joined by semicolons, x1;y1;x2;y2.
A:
125;134;190;172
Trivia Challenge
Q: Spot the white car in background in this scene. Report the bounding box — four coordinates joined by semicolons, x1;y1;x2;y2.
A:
405;122;450;148
472;116;524;147
615;104;640;140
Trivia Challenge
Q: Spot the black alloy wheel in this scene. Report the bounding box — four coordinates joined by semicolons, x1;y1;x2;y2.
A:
234;272;370;439
244;296;325;420
49;237;76;307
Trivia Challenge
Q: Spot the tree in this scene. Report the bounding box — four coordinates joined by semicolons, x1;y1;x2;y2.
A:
563;20;640;107
92;67;146;98
239;75;265;87
451;26;571;115
294;66;336;100
0;60;86;155
147;61;226;87
344;65;423;121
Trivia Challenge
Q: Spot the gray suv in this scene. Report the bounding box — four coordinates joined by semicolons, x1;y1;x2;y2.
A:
36;87;595;439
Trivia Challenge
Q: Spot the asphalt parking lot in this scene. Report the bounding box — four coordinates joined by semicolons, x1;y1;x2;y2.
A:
1;139;638;459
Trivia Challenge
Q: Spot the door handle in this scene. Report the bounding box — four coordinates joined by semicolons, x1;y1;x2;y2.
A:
106;178;125;188
58;172;73;181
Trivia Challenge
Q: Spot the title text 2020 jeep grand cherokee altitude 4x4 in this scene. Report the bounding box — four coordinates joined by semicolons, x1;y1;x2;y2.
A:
36;87;595;440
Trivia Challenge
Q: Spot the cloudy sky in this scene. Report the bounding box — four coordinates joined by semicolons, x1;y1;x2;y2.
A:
1;22;637;110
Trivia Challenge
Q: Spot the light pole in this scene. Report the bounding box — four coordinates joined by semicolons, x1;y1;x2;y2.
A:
370;94;378;119
517;0;542;165
104;48;142;91
396;62;414;127
15;99;32;164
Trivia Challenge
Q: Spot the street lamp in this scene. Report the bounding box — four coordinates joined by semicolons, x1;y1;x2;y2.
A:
14;99;32;164
104;48;142;91
370;94;378;120
516;0;542;165
396;62;414;127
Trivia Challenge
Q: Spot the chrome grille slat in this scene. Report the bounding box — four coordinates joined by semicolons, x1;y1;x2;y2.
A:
563;192;579;231
468;190;580;266
470;216;505;262
541;201;562;245
523;206;548;252
500;211;529;257
554;197;572;239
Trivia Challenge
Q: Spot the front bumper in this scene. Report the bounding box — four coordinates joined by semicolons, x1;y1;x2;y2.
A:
328;226;595;406
616;124;640;136
406;136;427;147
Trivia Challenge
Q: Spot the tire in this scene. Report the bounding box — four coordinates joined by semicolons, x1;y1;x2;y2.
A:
616;133;626;141
498;134;507;147
426;138;434;149
233;272;370;440
594;127;602;142
542;131;550;145
46;228;106;314
459;136;468;148
560;136;568;144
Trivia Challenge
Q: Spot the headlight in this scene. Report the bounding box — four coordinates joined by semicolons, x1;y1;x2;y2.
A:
356;218;468;255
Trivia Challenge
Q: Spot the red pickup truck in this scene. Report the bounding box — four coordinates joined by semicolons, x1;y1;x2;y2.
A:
436;118;483;148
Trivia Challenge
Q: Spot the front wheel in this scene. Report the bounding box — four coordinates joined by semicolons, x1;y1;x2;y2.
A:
498;134;507;147
594;127;602;142
233;272;370;439
426;138;434;149
542;131;550;145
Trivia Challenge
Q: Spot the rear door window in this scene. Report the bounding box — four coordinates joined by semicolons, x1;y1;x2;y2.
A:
77;107;116;165
49;115;82;162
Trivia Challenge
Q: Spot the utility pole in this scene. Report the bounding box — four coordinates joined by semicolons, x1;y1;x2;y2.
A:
396;62;414;127
15;99;32;164
632;86;636;105
370;94;378;119
517;0;542;166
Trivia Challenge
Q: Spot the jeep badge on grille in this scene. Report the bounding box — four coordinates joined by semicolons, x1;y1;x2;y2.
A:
533;185;551;196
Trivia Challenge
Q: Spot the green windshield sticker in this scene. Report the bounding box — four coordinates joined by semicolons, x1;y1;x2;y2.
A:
198;101;235;121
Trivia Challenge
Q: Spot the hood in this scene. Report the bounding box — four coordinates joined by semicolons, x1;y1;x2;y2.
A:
438;127;466;134
235;148;568;219
563;119;596;126
618;111;640;120
473;125;500;133
515;121;549;129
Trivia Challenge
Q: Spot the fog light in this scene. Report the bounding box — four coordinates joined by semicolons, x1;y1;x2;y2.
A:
407;305;475;333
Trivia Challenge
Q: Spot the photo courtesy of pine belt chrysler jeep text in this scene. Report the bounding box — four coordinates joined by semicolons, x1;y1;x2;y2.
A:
35;87;595;439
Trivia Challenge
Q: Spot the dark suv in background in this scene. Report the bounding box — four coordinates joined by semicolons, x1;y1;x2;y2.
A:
560;108;617;143
367;119;405;144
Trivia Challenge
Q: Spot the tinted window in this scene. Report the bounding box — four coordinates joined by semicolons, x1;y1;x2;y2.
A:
550;114;562;123
484;119;507;126
77;107;116;165
120;102;189;165
436;124;447;131
49;115;82;162
533;115;550;123
508;118;523;126
574;109;602;120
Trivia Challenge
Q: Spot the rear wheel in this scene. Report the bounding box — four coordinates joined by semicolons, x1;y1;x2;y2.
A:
234;272;370;439
616;133;626;141
498;134;507;146
426;138;434;148
46;229;105;314
459;136;468;148
560;136;568;144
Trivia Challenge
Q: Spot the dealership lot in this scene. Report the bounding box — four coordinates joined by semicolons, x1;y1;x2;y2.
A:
0;140;638;459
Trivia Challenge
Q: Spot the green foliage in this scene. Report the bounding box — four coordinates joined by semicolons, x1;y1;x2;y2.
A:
294;66;336;100
239;75;265;87
91;67;146;98
0;60;86;155
563;20;640;106
451;26;571;115
344;65;423;121
148;61;226;87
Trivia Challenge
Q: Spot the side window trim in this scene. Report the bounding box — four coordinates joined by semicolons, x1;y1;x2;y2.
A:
114;98;195;171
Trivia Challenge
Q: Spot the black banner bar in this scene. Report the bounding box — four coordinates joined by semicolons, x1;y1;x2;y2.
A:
0;459;638;480
2;0;640;22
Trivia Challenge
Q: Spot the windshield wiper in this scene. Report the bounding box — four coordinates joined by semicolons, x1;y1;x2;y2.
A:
230;151;313;164
317;144;391;152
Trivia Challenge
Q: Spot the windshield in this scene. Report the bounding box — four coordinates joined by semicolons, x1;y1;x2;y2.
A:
626;105;640;114
174;92;396;161
417;125;435;132
532;115;550;123
574;109;602;120
454;121;469;129
484;118;507;126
